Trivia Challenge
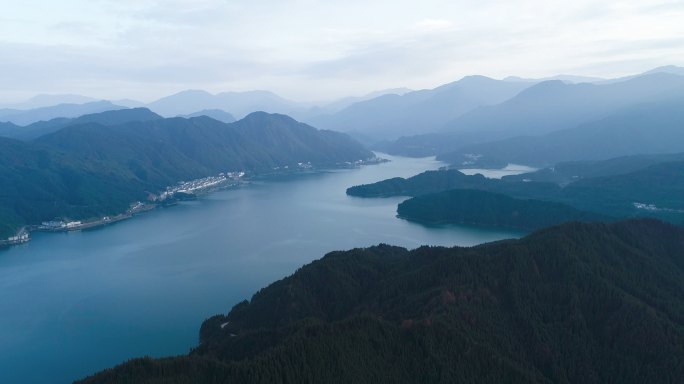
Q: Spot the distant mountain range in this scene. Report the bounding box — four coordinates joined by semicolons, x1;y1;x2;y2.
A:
6;94;100;109
0;108;163;140
5;66;681;135
441;73;684;137
307;76;533;141
438;95;684;167
381;68;684;164
0;109;373;238
146;90;303;118
0;89;414;127
77;219;684;383
4;65;684;169
0;101;127;126
503;74;607;83
178;109;236;123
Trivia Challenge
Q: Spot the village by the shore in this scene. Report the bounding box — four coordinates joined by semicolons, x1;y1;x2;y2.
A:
1;171;247;248
2;158;387;249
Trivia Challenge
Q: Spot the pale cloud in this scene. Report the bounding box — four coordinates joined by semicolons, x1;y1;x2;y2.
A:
413;19;453;32
0;0;683;104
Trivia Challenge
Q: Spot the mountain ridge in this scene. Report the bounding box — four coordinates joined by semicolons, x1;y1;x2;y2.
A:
0;111;374;238
379;72;684;158
77;219;684;384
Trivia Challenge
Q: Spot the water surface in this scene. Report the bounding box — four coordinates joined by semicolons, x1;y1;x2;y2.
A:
0;155;522;384
459;163;537;179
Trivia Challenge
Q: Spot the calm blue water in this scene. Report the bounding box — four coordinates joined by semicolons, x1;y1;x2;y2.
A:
0;154;522;384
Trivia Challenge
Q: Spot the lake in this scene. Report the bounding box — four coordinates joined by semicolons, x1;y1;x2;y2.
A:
0;154;523;384
459;163;538;179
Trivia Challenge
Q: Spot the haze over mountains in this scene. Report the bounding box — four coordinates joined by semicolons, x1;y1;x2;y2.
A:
307;76;532;141
380;67;684;165
3;64;684;239
4;58;684;384
7;0;684;382
0;109;373;238
0;101;127;126
0;89;413;127
0;107;163;141
3;65;683;159
438;97;684;167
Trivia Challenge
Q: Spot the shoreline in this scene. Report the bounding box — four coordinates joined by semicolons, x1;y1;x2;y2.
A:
1;158;387;250
0;227;30;248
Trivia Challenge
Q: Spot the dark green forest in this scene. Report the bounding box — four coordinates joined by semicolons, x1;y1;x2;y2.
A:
397;189;611;230
347;160;684;228
0;111;373;238
78;219;684;383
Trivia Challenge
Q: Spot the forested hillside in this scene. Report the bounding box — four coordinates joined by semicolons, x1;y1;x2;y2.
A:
347;162;684;224
0;111;373;238
78;220;684;383
397;189;611;230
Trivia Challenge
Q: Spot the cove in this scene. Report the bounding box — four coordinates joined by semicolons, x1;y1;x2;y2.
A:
0;154;522;384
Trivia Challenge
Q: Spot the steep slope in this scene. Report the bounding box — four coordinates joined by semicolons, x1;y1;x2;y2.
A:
78;220;684;384
36;112;373;186
0;137;148;238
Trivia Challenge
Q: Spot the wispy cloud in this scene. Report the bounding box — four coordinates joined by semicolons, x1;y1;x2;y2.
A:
1;0;683;103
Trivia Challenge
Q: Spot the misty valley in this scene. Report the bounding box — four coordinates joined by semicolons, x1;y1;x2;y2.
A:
2;44;684;383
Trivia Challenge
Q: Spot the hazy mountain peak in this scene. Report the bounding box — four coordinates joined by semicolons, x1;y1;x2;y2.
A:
147;89;302;118
73;107;162;125
180;109;236;123
459;74;497;83
432;75;497;91
550;74;606;83
12;94;99;109
242;110;296;124
0;100;127;126
503;74;605;84
643;65;684;76
216;89;282;98
519;79;568;94
363;88;413;98
502;75;527;82
476;79;571;106
169;89;215;97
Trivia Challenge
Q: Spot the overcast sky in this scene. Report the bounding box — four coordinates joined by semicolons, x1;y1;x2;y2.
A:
1;0;684;104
